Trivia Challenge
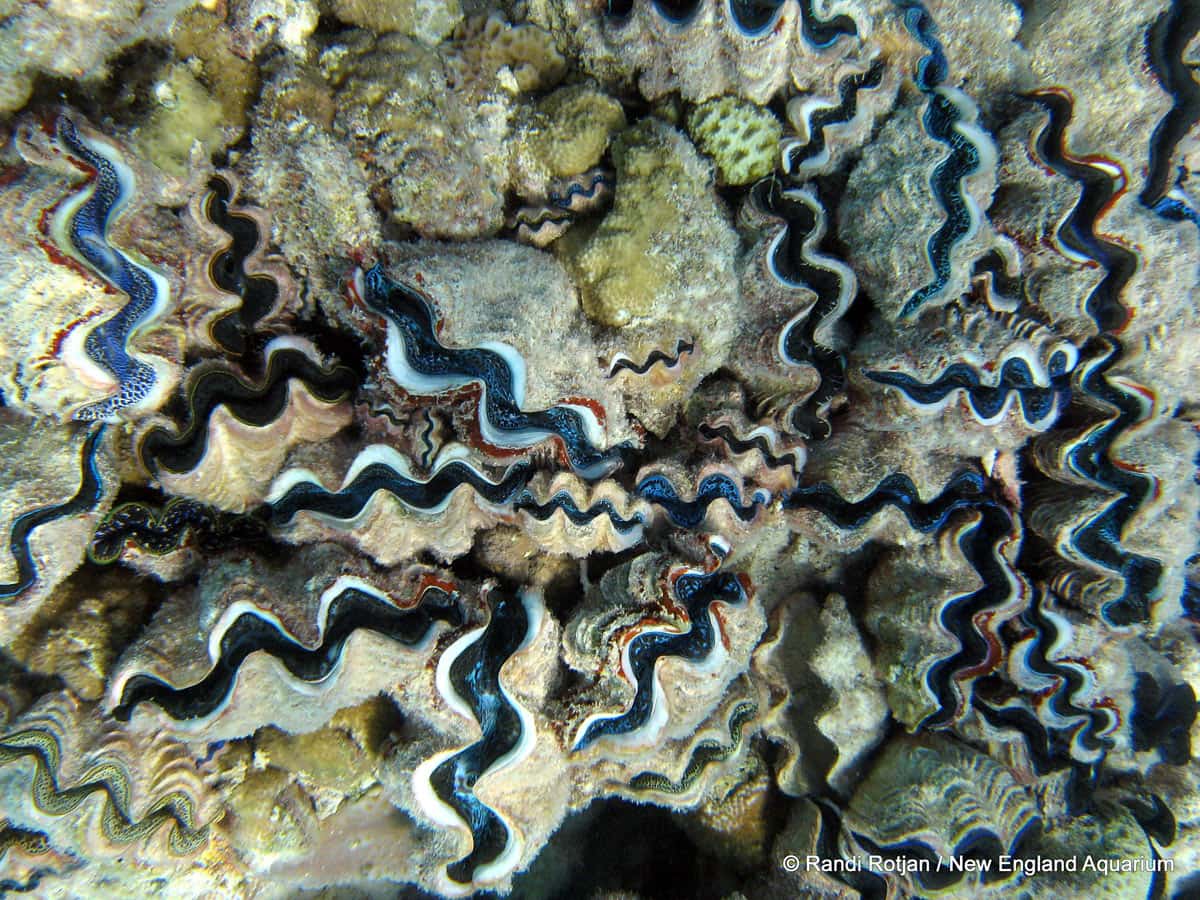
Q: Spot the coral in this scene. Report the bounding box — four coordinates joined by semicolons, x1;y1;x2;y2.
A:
568;119;740;434
573;120;707;326
10;569;155;702
240;111;380;293
171;7;260;133
324;0;464;44
320;30;510;239
316;16;564;242
230;0;320;57
522;84;626;182
446;13;566;95
687;96;782;186
220;764;315;866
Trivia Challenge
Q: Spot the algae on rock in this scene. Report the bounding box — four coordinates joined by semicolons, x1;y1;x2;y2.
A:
171;6;261;133
0;0;191;115
320;30;510;239
564;118;741;435
135;63;229;177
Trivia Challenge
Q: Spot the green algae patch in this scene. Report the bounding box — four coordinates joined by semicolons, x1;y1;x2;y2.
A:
173;6;260;132
137;63;227;176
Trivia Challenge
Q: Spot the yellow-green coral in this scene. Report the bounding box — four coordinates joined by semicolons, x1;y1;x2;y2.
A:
447;13;565;95
687;96;782;186
223;767;313;858
255;725;377;796
571;124;680;326
527;84;625;178
320;30;508;237
323;0;463;44
12;570;153;701
568;119;733;328
258;58;336;129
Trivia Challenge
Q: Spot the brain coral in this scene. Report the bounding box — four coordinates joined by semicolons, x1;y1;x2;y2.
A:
688;95;783;186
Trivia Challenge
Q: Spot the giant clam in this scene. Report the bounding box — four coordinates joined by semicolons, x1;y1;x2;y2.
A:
0;0;1197;897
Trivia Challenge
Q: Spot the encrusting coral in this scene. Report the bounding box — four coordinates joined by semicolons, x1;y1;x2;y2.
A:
323;0;464;44
687;96;783;186
515;82;626;200
0;0;1198;897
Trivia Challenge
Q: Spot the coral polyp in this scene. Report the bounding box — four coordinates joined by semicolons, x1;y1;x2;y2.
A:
0;0;1197;897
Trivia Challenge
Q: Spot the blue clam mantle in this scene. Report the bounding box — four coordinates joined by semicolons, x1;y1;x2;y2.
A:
605;0;857;44
358;264;625;480
786;470;1022;726
573;568;749;751
867;349;1076;427
415;588;541;890
752;180;855;439
51;118;172;421
895;0;997;321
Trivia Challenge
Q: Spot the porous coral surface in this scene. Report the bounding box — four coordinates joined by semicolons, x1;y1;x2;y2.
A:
0;1;1198;898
